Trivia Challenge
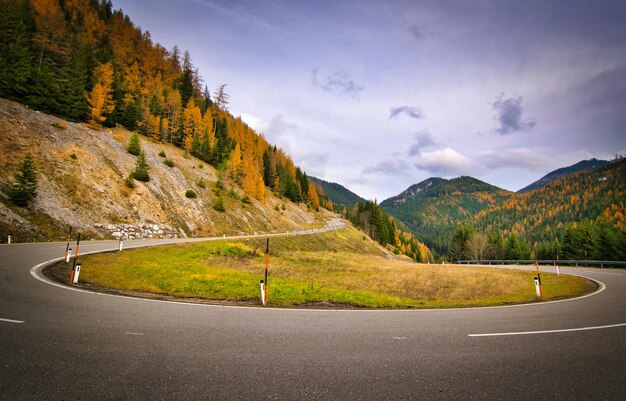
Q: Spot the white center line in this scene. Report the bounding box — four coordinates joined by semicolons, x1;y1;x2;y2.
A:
0;318;25;324
589;271;623;276
125;332;145;336
468;322;626;337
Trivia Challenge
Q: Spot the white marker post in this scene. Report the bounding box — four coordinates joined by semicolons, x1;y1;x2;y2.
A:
64;227;72;261
556;255;560;275
534;277;542;298
8;221;15;244
72;264;81;284
260;280;266;306
535;260;544;299
118;238;124;252
66;249;72;263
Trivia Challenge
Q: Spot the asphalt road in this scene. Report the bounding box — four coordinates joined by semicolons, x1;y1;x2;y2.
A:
1;236;625;400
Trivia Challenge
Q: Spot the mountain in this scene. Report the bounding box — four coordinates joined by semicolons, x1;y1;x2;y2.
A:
310;176;366;209
472;159;626;249
0;98;326;242
381;176;513;253
380;160;625;260
517;158;610;194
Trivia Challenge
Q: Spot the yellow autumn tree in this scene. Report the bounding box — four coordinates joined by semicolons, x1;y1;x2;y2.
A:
145;113;161;141
307;181;320;210
201;109;216;149
182;98;201;152
87;62;115;128
226;143;243;183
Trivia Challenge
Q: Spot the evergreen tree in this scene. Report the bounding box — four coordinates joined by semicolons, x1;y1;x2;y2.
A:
179;51;194;107
448;224;473;262
504;232;530;260
0;0;34;100
9;153;38;207
127;131;141;155
132;150;150;182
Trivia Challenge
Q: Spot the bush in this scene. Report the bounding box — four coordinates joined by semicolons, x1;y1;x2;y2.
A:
163;159;174;167
127;131;141;155
70;153;77;160
197;179;206;188
241;195;251;204
228;188;239;199
185;189;197;198
213;196;225;212
9;154;38;207
158;150;166;157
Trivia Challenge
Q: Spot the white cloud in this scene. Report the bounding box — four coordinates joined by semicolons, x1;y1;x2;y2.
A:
414;148;476;176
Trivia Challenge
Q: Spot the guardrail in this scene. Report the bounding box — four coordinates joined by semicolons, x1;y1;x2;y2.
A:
294;224;346;234
456;259;626;268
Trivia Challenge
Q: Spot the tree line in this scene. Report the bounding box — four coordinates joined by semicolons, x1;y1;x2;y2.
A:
448;218;626;262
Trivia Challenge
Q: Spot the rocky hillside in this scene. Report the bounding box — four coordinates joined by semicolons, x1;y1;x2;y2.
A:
0;99;329;242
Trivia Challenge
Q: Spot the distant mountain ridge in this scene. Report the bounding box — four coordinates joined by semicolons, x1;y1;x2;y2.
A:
310;176;366;209
381;176;513;253
378;158;624;257
517;158;610;194
383;177;447;204
472;159;625;248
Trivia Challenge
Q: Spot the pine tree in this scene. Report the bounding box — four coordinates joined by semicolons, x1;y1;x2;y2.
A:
449;225;473;261
127;131;141;155
132;150;150;182
9;154;38;207
0;0;34;100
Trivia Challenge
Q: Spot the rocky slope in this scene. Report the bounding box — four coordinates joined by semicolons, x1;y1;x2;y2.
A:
0;99;328;242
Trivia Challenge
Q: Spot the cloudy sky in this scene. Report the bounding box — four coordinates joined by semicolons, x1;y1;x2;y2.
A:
113;0;626;200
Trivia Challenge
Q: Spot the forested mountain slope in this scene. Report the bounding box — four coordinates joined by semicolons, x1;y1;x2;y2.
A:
381;176;513;253
517;158;610;194
310;176;366;210
471;159;625;257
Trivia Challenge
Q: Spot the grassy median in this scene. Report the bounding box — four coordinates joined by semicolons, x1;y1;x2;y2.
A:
75;226;596;308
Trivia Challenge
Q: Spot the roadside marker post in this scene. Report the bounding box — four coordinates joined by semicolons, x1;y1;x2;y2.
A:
534;277;542;298
65;249;72;263
534;260;543;299
8;221;15;244
64;227;72;261
262;238;269;306
72;264;81;284
556;255;560;275
69;233;81;284
118;237;124;252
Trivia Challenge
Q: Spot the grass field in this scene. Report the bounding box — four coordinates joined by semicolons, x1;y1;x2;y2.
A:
76;226;597;308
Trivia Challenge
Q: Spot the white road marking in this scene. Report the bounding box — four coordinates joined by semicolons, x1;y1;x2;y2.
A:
125;332;145;336
392;336;407;340
468;322;626;337
589;271;623;276
0;318;25;324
